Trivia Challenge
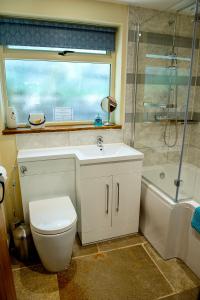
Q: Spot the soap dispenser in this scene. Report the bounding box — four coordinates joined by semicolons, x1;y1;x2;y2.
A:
94;113;103;127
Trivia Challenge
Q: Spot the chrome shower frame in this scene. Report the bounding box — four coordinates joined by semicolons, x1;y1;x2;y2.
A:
175;0;200;202
130;22;140;147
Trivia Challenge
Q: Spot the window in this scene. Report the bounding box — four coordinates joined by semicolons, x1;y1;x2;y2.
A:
1;18;116;126
4;48;114;124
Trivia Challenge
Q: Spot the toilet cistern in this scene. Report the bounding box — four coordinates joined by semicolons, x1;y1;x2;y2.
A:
17;157;77;272
97;136;103;150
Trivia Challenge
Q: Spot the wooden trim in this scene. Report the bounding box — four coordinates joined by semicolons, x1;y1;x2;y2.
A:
0;205;16;300
2;124;122;135
3;48;113;64
17;120;94;127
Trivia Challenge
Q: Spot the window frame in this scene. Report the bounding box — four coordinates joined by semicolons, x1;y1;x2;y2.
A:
1;46;116;127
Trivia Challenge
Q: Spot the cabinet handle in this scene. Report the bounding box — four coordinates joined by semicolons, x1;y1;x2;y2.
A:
106;184;109;214
116;182;120;212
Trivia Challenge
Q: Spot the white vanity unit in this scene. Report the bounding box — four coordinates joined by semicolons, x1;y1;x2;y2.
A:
76;160;143;244
75;144;143;244
17;143;143;246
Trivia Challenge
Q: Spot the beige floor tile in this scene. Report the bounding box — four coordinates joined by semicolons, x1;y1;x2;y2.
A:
143;242;162;262
72;235;98;258
97;233;146;251
143;243;200;293
58;245;172;300
159;287;200;300
13;265;60;300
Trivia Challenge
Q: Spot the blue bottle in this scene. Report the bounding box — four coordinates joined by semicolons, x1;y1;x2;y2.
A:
94;113;103;126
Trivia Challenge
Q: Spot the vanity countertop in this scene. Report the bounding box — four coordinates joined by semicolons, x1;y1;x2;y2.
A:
17;143;144;164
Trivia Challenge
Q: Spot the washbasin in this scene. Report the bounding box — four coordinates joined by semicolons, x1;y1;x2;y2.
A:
17;143;143;165
76;143;143;164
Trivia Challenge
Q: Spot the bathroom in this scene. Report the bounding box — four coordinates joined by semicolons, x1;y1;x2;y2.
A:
1;0;200;299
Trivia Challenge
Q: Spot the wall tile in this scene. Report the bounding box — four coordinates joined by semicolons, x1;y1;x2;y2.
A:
137;146;168;166
123;123;132;145
187;146;200;168
127;41;135;73
69;129;123;146
125;83;134;113
129;6;172;34
128;6;194;38
188;123;200;148
16;129;123;150
16;132;69;150
134;122;166;148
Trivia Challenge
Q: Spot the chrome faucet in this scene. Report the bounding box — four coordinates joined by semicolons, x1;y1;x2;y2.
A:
97;136;103;150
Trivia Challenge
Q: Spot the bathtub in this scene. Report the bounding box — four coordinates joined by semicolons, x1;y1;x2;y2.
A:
140;163;200;278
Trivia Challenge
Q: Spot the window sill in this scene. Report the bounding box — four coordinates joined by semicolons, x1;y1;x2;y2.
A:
2;124;122;135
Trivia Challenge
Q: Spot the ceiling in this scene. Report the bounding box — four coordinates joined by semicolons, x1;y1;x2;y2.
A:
98;0;195;12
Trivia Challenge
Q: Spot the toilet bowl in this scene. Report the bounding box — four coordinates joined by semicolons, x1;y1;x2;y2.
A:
29;196;77;272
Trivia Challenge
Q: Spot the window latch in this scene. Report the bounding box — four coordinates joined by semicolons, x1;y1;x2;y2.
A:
58;50;75;56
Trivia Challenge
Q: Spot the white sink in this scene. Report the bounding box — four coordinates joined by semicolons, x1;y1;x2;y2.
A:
77;144;123;157
76;143;143;164
17;143;143;165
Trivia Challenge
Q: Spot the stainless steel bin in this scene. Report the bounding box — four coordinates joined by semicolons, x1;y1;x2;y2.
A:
13;223;33;261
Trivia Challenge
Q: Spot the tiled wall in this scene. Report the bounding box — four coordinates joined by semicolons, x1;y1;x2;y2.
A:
125;5;200;167
16;129;123;150
187;64;200;167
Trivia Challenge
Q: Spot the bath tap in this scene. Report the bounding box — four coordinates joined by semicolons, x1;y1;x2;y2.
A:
97;136;103;150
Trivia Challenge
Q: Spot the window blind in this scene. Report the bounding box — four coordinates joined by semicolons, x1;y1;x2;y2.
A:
0;17;116;51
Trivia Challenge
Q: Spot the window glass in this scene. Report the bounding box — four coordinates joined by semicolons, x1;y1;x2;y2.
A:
5;60;110;123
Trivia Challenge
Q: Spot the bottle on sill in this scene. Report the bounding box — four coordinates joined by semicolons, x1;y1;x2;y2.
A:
94;113;103;127
7;107;17;129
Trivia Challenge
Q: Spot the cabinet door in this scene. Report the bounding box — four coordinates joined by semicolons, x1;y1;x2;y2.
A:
80;176;112;244
112;171;141;237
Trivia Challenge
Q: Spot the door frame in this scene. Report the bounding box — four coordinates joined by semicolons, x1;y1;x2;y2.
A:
0;204;16;300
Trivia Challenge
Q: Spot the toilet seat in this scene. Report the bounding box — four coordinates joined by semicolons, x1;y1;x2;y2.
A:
29;196;77;235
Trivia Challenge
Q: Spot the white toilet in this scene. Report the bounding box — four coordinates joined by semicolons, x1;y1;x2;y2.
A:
17;156;77;272
30;196;77;272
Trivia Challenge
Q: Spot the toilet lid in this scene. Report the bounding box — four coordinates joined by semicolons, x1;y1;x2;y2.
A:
29;196;77;235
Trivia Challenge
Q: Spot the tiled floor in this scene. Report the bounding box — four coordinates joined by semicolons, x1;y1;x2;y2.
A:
11;234;200;300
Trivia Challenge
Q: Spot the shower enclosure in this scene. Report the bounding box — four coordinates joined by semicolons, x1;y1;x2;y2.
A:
129;0;200;203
